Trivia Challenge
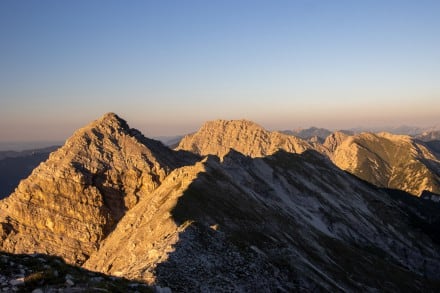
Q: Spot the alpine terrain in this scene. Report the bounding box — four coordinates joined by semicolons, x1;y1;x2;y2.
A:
325;132;440;196
1;113;439;292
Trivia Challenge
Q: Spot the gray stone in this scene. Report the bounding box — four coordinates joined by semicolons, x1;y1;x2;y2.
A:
154;286;172;293
65;278;75;287
9;277;24;286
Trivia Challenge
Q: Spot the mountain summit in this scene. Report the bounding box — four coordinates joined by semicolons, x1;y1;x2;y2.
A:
0;112;196;264
176;119;321;158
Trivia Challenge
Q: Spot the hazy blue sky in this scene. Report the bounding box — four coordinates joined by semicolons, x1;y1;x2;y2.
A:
1;0;439;141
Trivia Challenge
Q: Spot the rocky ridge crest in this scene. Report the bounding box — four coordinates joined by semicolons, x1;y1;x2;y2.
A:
176;119;324;158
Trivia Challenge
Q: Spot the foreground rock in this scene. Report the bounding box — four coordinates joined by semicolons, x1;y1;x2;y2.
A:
0;251;152;292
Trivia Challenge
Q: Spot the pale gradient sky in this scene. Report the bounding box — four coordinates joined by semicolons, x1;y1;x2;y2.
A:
1;0;439;142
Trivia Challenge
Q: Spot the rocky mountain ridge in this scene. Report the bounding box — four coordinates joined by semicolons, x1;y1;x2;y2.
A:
177;120;440;197
176;119;328;158
1;114;439;291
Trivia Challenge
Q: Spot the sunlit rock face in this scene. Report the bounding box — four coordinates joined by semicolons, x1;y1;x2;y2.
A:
176;119;327;158
0;113;196;264
328;132;440;196
322;131;351;153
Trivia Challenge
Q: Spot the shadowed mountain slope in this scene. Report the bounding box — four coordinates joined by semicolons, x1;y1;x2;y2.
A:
84;149;440;291
425;141;440;159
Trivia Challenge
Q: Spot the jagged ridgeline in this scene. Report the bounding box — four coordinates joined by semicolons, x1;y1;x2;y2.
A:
178;121;440;197
1;113;440;292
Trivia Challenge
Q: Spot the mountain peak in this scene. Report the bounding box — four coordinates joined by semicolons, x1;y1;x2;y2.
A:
200;119;265;131
0;113;193;265
99;112;125;123
87;112;130;132
177;119;313;158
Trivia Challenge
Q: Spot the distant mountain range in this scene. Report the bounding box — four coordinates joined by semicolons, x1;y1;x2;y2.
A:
283;125;440;139
0;113;439;291
416;130;440;142
350;125;440;136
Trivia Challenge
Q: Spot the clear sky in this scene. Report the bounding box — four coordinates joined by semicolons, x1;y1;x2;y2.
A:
1;0;439;142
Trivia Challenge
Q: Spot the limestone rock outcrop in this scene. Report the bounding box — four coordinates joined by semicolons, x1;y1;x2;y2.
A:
0;113;196;264
322;131;350;153
176;119;322;158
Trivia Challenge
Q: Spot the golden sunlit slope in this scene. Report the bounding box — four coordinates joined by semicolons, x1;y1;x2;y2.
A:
176;119;327;158
329;132;440;196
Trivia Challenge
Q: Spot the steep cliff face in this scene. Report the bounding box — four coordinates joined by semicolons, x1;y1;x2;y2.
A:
176;119;320;158
330;132;440;196
0;113;196;264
